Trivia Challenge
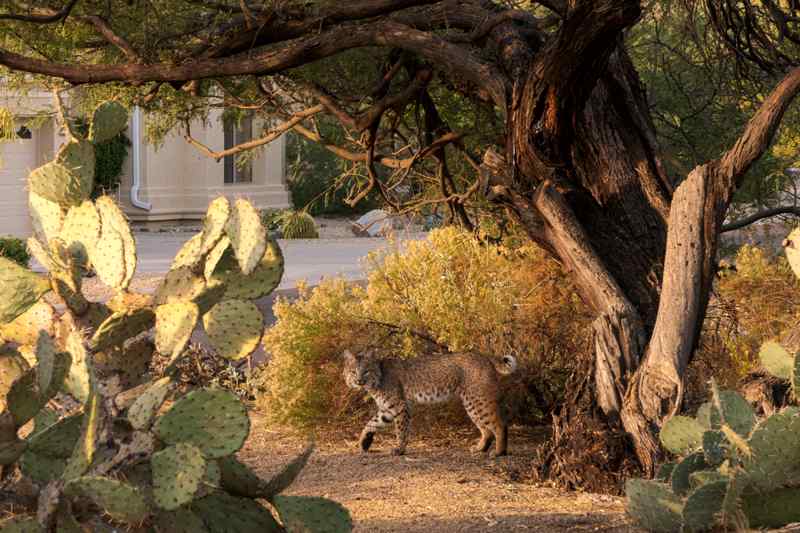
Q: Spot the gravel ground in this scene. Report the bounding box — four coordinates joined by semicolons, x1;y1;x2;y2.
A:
241;414;640;533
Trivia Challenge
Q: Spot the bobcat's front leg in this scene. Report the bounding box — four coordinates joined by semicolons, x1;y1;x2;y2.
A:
359;411;392;452
391;404;410;456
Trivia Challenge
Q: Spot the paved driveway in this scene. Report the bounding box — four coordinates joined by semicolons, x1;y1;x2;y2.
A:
134;231;425;288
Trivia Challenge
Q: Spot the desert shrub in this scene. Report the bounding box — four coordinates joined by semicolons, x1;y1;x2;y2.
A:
259;227;592;428
0;236;29;266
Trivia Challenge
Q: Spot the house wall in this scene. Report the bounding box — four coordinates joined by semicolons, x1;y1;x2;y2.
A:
118;109;291;223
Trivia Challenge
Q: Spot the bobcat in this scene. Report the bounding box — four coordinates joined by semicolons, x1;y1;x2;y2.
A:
342;349;517;457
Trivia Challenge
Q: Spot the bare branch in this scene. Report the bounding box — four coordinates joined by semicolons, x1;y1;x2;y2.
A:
721;205;800;232
80;16;141;62
185;104;324;161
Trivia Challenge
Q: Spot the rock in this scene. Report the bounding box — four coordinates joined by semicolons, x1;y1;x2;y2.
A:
351;209;395;237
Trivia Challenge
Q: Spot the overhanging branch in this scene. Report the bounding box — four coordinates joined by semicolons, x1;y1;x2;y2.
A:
721;205;800;232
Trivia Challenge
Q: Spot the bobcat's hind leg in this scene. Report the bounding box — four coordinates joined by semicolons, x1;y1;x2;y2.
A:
462;393;495;453
391;404;410;456
491;422;508;457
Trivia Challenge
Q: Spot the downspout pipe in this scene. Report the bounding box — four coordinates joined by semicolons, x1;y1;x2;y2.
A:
130;106;152;211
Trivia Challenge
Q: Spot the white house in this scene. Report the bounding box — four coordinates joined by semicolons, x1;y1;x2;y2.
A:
0;88;291;237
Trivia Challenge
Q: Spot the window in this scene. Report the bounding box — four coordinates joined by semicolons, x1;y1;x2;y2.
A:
223;114;253;184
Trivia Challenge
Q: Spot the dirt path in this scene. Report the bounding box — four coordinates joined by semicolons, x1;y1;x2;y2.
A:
241;414;640;532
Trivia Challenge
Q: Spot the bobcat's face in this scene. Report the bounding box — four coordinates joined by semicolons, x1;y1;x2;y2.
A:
342;350;381;390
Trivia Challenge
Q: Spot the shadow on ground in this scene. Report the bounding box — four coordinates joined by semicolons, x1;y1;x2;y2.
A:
239;415;641;532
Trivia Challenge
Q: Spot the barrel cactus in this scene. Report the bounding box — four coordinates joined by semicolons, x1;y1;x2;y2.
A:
278;209;319;239
626;229;800;532
0;101;351;532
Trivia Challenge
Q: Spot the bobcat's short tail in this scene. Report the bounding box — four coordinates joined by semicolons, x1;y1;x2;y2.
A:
494;354;518;376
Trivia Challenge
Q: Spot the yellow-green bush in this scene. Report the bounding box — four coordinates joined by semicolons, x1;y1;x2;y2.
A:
259;227;592;428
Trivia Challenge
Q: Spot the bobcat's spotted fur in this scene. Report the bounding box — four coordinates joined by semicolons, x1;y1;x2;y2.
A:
342;350;517;457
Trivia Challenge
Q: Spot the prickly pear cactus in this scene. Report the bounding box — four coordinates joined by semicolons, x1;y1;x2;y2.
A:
626;228;800;532
0;100;350;533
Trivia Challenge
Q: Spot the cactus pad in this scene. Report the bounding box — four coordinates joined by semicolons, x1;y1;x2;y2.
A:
88;101;128;143
742;486;800;528
26;237;54;272
204;237;230;281
90;308;155;351
0;257;51;324
59;201;100;269
28;160;92;208
743;408;800;491
191;492;280;533
711;385;756;437
95;196;137;289
671;452;707;496
152;442;207;510
199;197;230;256
759;340;793;380
7;352;70;427
154;388;249;458
29;192;64;245
172;233;204;271
0;349;29;412
682;480;727;532
625;478;683;533
56;140;95;189
0;301;55;346
784;227;800;279
702;430;725;467
61;391;103;481
128;376;172;430
203;299;263;360
20;413;82;484
155;302;199;361
64;476;149;524
656;462;676;482
211;238;284;300
224;199;267;275
153;509;209;533
689;470;727;490
273;496;352;533
0;439;27;466
153;267;207;306
660;415;704;455
95;338;154;388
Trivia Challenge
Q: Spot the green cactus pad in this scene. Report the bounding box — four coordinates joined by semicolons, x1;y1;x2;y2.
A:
203;299;263;360
62;323;91;403
154;388;249;458
61;391;103;481
92;225;127;289
30;408;59;439
701;430;725;467
172;233;204;271
199;197;230;256
655;462;676;482
28;161;90;207
671;452;707;496
689;470;727;490
210;238;284;301
152;442;207;511
219;443;313;500
711;384;756;437
56;140;95;188
743;408;800;491
192;492;281;533
64;476;149;524
0;439;27;466
625;478;683;533
7;352;70;427
0;300;55;346
759;340;793;380
225;199;267;276
90;308;155;352
273;496;352;533
784;227;800;279
55;504;83;533
128;376;172;430
96;196;136;290
34;331;58;394
204;237;230;281
153;267;207;306
742;486;800;528
660;415;704;455
682;480;727;532
96;338;154;388
26;237;54;272
0;349;30;411
0;257;51;324
203;460;221;489
20;413;82;483
153;509;209;533
193;281;227;316
29;192;64;245
59;201;100;269
155;302;199;361
88;101;128;143
0;517;42;532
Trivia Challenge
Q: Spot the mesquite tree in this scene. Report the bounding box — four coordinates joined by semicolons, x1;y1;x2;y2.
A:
0;0;798;475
